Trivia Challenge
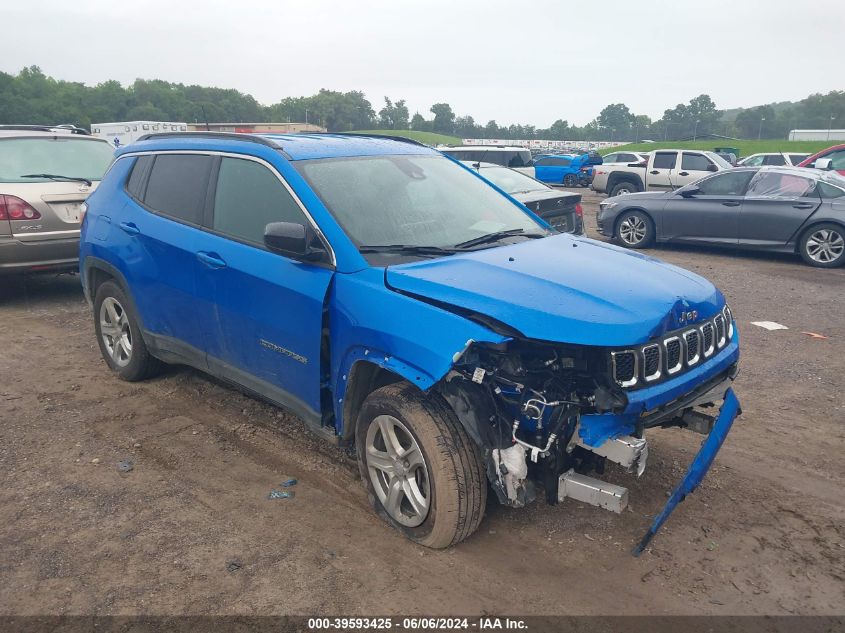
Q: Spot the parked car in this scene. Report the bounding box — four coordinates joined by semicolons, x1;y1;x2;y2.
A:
81;132;740;549
438;145;534;177
592;149;732;197
462;161;583;234
0;127;114;275
596;166;845;267
532;153;595;187
600;151;649;166
798;143;845;176
738;152;809;167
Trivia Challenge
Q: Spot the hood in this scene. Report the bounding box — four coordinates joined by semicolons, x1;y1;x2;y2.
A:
385;234;724;347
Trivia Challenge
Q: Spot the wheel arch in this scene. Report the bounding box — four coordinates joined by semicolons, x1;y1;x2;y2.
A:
793;218;845;253
83;257;146;331
607;172;644;193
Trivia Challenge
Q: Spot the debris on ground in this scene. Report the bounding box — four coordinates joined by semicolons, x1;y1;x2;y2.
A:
226;560;243;572
90;458;100;464
281;477;298;487
268;490;295;500
800;331;829;340
117;460;134;473
750;321;788;331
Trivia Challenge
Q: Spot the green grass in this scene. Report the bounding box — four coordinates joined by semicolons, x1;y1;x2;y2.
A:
601;139;832;157
349;129;461;146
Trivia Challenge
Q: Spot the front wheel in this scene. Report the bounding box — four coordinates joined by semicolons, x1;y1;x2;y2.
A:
356;383;486;548
799;223;845;268
616;210;655;248
563;174;577;187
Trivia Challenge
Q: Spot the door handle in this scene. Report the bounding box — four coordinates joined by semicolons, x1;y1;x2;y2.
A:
793;202;815;209
679;171;689;176
118;221;140;236
650;170;660;175
721;201;741;207
196;251;227;269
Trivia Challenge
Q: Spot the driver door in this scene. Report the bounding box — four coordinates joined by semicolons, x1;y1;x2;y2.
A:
662;170;755;244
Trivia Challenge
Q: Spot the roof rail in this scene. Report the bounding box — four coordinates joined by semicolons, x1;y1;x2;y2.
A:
327;132;429;147
135;131;284;149
0;124;90;135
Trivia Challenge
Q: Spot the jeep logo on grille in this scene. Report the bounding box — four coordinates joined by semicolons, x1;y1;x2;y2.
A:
678;310;698;325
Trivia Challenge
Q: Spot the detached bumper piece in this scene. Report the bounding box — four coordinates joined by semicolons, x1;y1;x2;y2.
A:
632;388;740;556
559;470;629;513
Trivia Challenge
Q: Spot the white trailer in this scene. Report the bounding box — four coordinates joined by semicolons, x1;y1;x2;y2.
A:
788;129;845;141
91;121;188;148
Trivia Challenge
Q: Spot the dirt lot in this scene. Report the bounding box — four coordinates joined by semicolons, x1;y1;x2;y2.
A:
1;189;843;617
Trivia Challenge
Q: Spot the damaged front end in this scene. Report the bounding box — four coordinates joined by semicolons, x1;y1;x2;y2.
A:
436;323;740;551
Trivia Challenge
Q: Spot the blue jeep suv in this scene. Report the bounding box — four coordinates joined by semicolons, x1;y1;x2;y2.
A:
80;132;740;550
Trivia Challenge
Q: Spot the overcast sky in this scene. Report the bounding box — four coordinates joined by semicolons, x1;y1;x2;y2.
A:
3;0;843;126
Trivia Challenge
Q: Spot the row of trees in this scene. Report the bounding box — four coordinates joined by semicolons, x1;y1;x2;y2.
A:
1;66;843;140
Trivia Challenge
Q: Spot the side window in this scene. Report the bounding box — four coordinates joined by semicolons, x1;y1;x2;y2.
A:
743;155;765;166
143;154;213;225
747;172;816;198
618;153;636;163
681;152;713;171
125;155;153;199
696;171;755;196
653;152;677;169
603;153;618;163
213;157;308;246
763;154;786;166
548;157;571;167
789;154;808;165
817;181;845;199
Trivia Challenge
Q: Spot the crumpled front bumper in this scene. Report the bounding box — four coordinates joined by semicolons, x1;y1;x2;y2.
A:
632;387;741;555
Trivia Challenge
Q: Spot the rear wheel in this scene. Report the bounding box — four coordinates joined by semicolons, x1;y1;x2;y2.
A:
94;281;162;381
799;223;845;268
616;210;655;248
563;174;577;187
609;181;638;197
356;382;486;548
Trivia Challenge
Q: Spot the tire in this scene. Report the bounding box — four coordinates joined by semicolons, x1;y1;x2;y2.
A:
355;382;486;549
563;174;577;187
93;280;163;381
609;181;639;197
798;223;845;268
615;210;655;249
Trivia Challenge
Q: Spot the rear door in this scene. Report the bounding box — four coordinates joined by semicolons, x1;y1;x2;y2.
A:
662;170;755;243
120;153;212;357
193;155;334;422
646;151;678;191
739;170;820;246
534;156;571;183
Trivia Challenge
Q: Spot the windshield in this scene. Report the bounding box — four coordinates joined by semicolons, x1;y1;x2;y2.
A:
475;166;547;194
0;137;114;183
296;154;546;251
705;151;732;170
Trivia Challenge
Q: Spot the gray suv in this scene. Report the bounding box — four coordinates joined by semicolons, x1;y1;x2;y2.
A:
0;126;114;275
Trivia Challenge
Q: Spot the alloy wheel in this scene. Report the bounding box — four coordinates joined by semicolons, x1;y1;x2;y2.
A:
805;228;844;264
99;297;133;367
619;215;647;245
365;414;431;527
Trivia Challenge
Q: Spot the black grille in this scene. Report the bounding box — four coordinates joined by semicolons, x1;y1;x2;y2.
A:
613;351;636;383
715;315;725;344
702;323;714;352
643;346;660;378
666;339;682;369
685;331;699;362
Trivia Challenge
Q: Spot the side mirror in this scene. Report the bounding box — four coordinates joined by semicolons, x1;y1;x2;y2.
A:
680;186;701;198
264;222;328;263
707;164;719;172
815;158;833;171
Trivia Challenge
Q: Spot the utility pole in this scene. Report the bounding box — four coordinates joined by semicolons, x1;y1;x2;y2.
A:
758;116;765;141
693;119;700;142
305;109;309;125
828;115;836;140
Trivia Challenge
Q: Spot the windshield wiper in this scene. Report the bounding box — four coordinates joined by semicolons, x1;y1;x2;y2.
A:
454;228;544;249
21;173;93;186
359;244;460;257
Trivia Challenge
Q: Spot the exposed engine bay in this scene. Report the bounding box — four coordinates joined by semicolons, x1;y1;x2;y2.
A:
438;337;727;514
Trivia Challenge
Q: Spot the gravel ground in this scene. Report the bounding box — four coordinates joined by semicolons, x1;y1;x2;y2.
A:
1;189;843;616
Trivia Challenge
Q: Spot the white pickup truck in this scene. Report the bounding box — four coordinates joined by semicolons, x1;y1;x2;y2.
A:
592;149;732;197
